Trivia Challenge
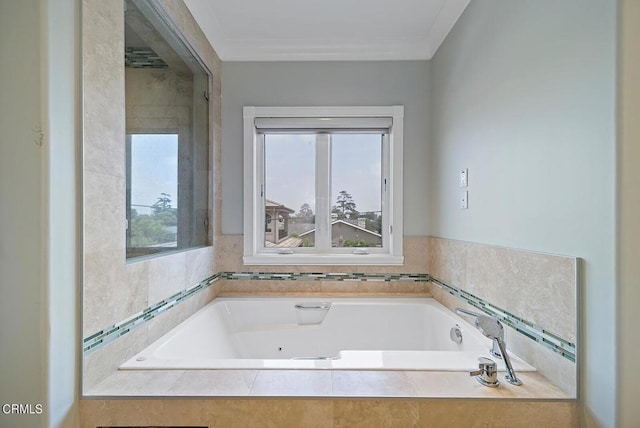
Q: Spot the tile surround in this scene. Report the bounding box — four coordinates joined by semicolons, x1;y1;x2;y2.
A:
429;237;577;344
429;276;576;363
83;272;433;357
82;0;126;179
83;172;125;254
250;370;333;397
82;0;221;390
83;323;149;392
186;246;215;285
427;236;578;396
215;235;430;274
80;398;578;428
83;269;576;368
86;365;568;398
334;400;419;428
146;251;187;304
222;271;431;282
83;274;220;355
82;277;223;391
81;266;577;398
332;371;418;397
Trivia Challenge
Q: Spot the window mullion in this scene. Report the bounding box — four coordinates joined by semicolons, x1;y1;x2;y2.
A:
381;133;390;252
256;133;266;251
315;133;331;251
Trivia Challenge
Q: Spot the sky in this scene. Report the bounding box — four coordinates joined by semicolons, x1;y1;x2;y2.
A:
264;133;383;215
128;132;383;218
129;134;178;215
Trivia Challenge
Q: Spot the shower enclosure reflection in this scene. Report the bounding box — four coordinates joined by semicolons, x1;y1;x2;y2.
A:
124;0;210;259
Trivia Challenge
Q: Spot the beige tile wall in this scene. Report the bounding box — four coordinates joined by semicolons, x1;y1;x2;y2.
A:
216;235;430;274
428;236;577;396
86;367;567;398
82;283;219;391
218;279;430;295
215;235;431;294
80;398;579;427
428;237;577;343
82;0;221;390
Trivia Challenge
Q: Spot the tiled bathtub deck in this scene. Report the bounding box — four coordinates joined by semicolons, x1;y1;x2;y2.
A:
85;368;570;399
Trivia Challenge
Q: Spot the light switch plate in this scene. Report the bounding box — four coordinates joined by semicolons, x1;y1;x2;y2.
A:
460;190;468;209
460;168;468;188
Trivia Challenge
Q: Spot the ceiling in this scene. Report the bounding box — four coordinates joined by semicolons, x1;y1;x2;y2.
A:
182;0;470;61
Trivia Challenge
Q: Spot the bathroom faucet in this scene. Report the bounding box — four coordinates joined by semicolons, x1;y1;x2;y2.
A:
456;308;523;386
470;357;500;387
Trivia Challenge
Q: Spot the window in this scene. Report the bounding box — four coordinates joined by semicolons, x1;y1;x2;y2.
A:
243;106;404;265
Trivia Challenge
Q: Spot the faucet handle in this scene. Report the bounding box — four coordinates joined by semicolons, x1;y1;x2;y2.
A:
470;357;499;387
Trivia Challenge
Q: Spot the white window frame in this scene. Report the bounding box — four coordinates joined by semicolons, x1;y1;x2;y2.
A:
243;106;404;265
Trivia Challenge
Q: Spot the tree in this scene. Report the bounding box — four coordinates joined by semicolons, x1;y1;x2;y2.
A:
332;190;358;220
366;216;382;234
151;192;172;214
130;215;173;246
297;203;314;223
300;237;314;247
130;192;177;247
299;203;313;218
343;239;367;247
154;210;177;227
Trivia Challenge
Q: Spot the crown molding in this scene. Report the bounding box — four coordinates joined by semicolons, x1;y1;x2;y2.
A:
184;0;470;62
221;38;433;62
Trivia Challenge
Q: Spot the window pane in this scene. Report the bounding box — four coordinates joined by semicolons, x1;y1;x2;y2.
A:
264;134;316;248
127;134;179;250
331;134;383;248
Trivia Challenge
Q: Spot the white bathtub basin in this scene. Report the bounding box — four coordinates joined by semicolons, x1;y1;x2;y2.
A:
121;297;535;372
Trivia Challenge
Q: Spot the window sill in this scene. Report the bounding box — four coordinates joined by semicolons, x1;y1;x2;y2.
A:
243;254;404;266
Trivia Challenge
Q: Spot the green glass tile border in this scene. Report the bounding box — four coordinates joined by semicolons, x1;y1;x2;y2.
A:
221;272;432;282
430;276;576;363
82;271;576;364
82;272;431;355
82;273;221;355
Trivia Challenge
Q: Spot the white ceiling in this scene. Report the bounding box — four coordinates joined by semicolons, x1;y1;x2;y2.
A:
182;0;470;61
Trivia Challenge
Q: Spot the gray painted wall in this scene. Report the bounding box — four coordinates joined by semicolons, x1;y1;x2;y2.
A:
0;1;80;427
221;61;431;236
0;1;45;427
429;1;616;426
44;0;80;426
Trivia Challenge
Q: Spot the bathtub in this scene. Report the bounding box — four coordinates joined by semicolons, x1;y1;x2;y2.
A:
121;297;535;372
